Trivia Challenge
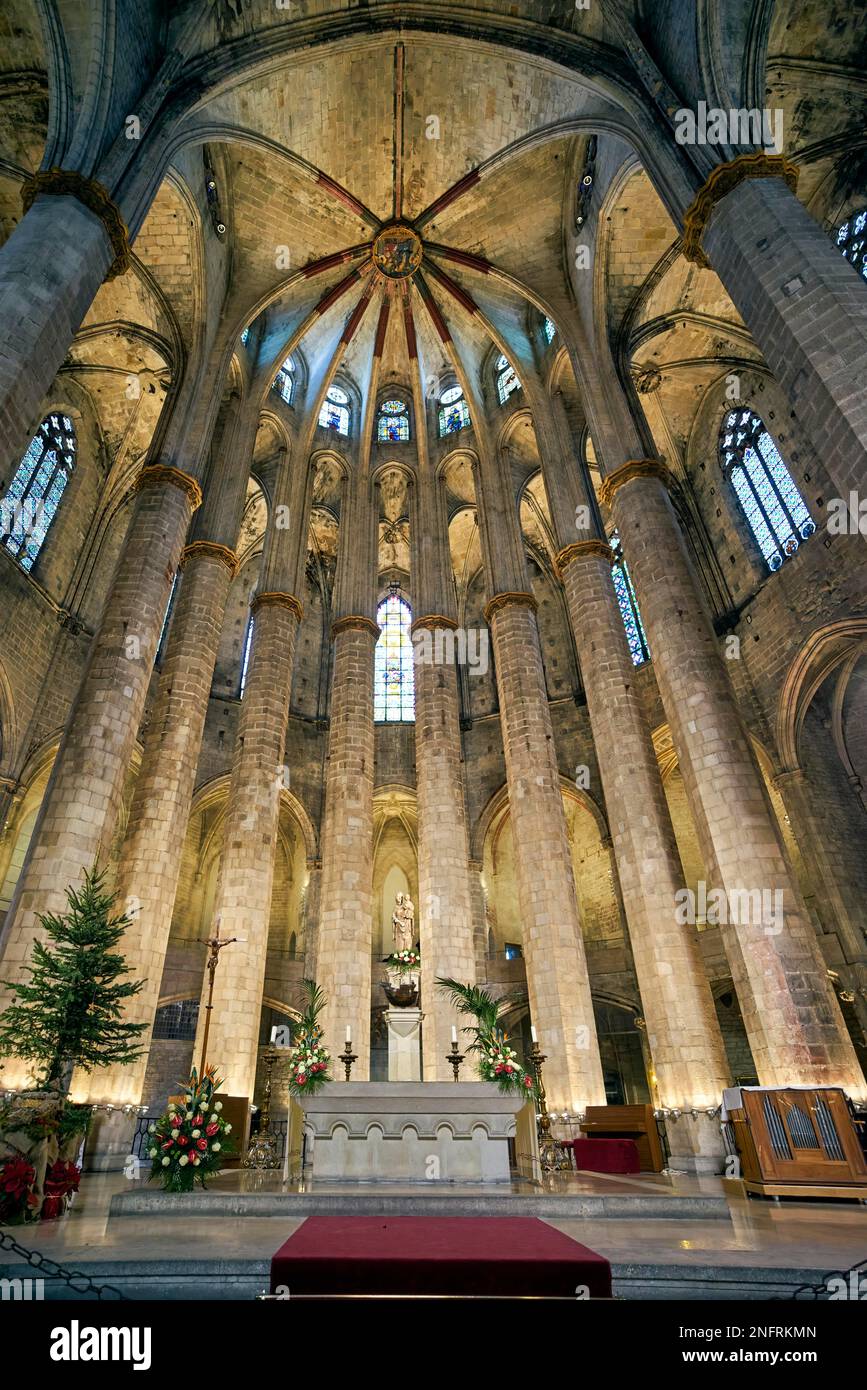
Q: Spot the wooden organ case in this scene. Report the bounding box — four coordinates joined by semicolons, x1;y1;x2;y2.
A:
726;1087;867;1199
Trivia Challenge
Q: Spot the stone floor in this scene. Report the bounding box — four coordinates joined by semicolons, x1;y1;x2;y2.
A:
2;1169;865;1300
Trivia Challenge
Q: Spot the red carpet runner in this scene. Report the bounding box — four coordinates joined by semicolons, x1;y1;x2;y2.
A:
271;1216;612;1298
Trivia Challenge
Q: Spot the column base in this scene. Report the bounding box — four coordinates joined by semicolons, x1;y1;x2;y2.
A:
663;1112;726;1175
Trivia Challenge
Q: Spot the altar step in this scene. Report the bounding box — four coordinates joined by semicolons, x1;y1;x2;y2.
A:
0;1254;832;1302
109;1186;729;1220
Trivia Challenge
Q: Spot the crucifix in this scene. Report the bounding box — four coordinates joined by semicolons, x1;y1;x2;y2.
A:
197;932;242;1075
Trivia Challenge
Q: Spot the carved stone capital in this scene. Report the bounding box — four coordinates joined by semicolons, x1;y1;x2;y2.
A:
134;465;202;512
251;591;303;623
598;459;671;510
555;540;614;576
482;591;538;624
682;153;799;268
411;614;458;635
180;541;239;577
21;168;132;280
331;614;380;640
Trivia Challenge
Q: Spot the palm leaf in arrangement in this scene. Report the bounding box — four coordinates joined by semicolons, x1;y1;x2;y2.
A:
435;978;500;1052
298;978;326;1036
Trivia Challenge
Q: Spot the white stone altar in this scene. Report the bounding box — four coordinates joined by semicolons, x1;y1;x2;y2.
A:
302;1082;523;1183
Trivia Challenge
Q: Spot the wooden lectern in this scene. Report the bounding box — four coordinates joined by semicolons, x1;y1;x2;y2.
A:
579;1103;665;1172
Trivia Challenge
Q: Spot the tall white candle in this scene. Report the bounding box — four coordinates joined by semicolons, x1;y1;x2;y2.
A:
530;1026;538;1043
451;1025;458;1046
345;1024;351;1044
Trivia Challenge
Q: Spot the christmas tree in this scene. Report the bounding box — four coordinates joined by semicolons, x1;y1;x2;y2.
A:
0;866;147;1093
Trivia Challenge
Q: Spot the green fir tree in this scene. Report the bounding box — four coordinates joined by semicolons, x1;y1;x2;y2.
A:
0;866;146;1092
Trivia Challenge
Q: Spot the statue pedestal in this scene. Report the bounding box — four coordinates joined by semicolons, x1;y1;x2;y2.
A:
302;1082;522;1183
385;1006;422;1082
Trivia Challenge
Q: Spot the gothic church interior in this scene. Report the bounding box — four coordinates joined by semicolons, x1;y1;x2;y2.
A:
0;0;866;1312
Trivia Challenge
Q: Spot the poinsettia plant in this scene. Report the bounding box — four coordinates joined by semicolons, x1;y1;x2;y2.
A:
383;949;421;974
0;1158;39;1222
147;1065;234;1192
286;979;332;1099
436;978;538;1100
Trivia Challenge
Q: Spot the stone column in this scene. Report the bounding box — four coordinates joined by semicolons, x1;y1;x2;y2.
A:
602;459;865;1096
558;540;729;1168
0;178;128;474
684;155;867;506
412;616;477;1080
410;463;477;1081
317;615;379;1079
773;767;867;1045
0;466;201;1086
192;591;302;1098
89;541;238;1105
484;591;606;1113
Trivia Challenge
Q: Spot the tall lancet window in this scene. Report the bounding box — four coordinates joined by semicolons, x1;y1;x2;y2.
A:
377;398;410;442
836;208;867;280
1;413;76;571
609;530;649;666
719;409;815;571
374;591;415;722
495;354;521;405
272;353;295;404
319;384;350;435
239;614;254;697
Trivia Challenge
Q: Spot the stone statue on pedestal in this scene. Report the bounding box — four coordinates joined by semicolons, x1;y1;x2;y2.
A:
391;892;415;953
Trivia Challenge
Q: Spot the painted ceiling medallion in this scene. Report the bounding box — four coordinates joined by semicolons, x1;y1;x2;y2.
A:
373;224;423;279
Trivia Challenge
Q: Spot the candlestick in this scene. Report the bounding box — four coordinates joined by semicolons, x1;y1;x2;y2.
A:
243;1043;280;1170
446;1046;464;1082
528;1039;570;1175
338;1043;357;1081
451;1025;458;1046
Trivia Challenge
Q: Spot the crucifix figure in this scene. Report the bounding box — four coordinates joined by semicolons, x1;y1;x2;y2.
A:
197;932;239;1075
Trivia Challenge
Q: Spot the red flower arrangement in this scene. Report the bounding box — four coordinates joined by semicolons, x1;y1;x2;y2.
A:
147;1066;234;1192
0;1158;38;1220
41;1159;80;1220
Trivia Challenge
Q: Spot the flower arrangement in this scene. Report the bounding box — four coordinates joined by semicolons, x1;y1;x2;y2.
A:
286;978;332;1099
478;1035;536;1098
383;949;421;974
147;1065;234;1192
0;1158;38;1222
436;978;538;1101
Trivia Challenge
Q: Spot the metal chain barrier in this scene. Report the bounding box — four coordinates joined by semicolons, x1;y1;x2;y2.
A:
0;1229;126;1300
782;1253;867;1301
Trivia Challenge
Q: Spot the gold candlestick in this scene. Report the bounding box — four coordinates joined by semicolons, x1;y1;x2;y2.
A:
338;1045;357;1081
529;1038;570;1174
244;1043;280;1170
446;1048;464;1082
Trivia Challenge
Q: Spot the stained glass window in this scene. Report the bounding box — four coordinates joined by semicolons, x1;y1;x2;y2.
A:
374;593;415;722
1;413;76;572
496;354;521;405
609;530;649;666
272;354;294;404
241;327;250;346
543;317;556;343
377;398;410;443
319;383;350;435
836;208;867;281
239;614;254;697
438;384;470;437
719;409;815;571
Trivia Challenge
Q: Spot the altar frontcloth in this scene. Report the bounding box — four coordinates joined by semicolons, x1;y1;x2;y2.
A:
270;1216;612;1298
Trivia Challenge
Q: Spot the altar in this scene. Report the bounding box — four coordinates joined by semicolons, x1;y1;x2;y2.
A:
301;1082;523;1183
